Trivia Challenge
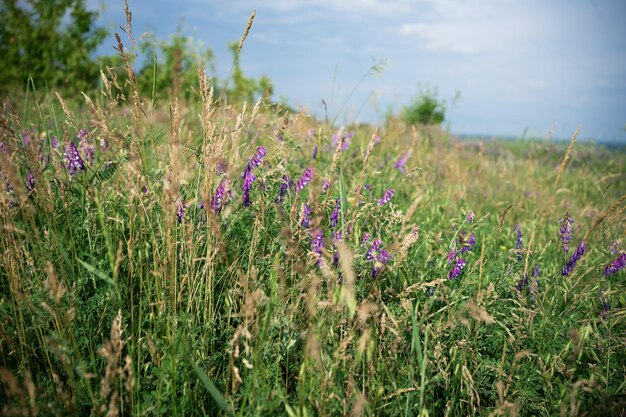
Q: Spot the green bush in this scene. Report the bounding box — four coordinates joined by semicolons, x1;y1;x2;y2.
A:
403;90;446;126
0;0;107;92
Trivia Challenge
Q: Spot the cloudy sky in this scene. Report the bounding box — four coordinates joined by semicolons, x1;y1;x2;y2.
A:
94;0;626;142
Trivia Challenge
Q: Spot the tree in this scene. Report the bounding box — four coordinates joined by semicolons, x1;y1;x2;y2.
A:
403;90;446;126
0;0;107;92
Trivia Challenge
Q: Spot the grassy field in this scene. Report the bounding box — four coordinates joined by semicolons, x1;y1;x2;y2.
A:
1;50;626;416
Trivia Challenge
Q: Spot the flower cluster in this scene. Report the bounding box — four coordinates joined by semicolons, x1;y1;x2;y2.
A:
366;238;392;278
26;170;35;191
275;175;290;203
241;146;267;207
332;130;354;152
559;213;574;253
177;201;185;224
562;240;585;276
64;142;86;176
603;252;626;276
394;150;411;175
379;188;394;206
330;198;341;227
301;203;312;228
448;257;466;280
210;179;231;214
295;166;313;193
310;228;324;268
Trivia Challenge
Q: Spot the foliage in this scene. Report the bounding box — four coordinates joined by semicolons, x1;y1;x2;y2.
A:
136;31;216;101
226;42;273;104
0;0;107;92
403;89;446;126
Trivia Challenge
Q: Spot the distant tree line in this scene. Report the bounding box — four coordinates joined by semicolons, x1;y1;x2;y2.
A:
0;0;273;103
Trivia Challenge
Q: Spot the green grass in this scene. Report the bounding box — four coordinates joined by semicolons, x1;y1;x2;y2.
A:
0;74;625;417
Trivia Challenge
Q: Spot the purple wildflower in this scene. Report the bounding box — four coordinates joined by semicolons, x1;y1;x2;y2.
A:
562;240;585;276
394;150;411;174
330;198;341;228
301;203;312;228
242;172;256;207
312;145;318;159
447;248;457;265
366;238;383;261
22;130;31;145
366;238;391;277
99;137;107;153
241;146;267;178
361;233;371;247
295;166;313;193
211;179;231;214
559;214;574;253
609;239;621;255
310;228;324;267
0;142;6;153
64;142;85;176
599;291;610;321
177;201;185;224
460;232;476;254
275;175;290;203
26;170;35;191
466;211;475;223
448;257;466;280
372;249;392;277
216;159;227;175
275;131;284;142
322;179;329;192
379;188;395;206
604;252;626;276
241;147;266;207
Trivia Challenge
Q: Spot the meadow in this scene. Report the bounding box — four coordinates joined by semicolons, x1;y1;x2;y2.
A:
1;13;626;417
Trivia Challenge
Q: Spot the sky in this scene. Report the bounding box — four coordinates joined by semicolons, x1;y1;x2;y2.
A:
92;0;626;142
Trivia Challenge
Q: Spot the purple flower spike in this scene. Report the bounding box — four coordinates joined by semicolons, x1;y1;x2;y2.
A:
322;179;330;192
177;201;185;224
562;240;585;276
330;198;341;228
242;146;266;176
211;179;231;214
599;291;610;320
241;146;266;207
513;223;523;261
448;257;466;280
609;240;621;255
379;188;395;206
361;233;371;247
242;172;256;207
64;142;85;176
275;175;290;203
301;203;312;228
394;150;411;174
26;170;35;191
559;214;574;253
466;211;475;223
312;145;318;159
0;142;6;153
310;228;324;267
604;252;626;276
22;130;31;145
51;137;59;149
296;166;313;193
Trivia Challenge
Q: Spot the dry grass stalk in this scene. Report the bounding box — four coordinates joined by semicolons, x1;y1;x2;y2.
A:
237;10;256;54
554;128;579;189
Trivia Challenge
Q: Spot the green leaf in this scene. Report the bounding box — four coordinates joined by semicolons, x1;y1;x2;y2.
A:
191;362;234;416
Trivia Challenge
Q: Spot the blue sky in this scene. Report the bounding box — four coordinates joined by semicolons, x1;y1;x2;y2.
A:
93;0;626;142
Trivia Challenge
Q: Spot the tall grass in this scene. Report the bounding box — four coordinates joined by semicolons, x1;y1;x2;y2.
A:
1;12;626;417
